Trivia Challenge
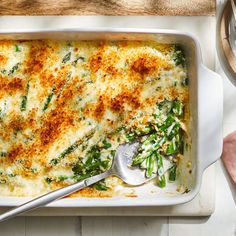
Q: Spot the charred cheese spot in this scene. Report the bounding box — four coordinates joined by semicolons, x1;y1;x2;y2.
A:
0;54;8;65
131;55;160;75
40;110;74;146
0;77;24;94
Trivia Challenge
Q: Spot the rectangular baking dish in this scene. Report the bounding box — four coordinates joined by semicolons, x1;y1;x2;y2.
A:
0;28;223;207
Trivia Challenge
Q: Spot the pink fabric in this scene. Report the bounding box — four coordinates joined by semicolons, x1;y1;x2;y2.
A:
222;131;236;185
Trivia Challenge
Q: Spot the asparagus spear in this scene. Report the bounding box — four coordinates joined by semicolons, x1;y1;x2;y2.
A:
132;137;166;165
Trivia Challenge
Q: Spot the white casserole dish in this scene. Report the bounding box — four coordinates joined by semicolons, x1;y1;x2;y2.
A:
0;28;223;207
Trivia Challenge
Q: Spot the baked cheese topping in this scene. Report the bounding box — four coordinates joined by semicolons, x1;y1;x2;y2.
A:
0;40;189;197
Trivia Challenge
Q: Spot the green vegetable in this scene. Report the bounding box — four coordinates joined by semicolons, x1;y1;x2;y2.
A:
166;134;183;155
172;101;184;117
125;133;136;142
1;69;6;74
49;159;59;166
158;175;166;188
62;52;71;63
8;173;16;177
0;100;7;121
132;137;166;165
166;140;176;155
102;139;112;149
72;145;111;191
21;82;29;111
86;80;93;84
75;173;91;181
0;151;7;157
73;56;85;66
141;133;157;146
169;165;177;182
15;45;20;52
183;188;190;194
156;152;164;176
57;176;68;182
182;77;189;86
45;177;52;184
50;142;79;165
21;96;27;111
146;153;155;178
159;115;175;131
157;100;173;115
166;123;180;139
8;63;21;76
135;125;153;136
42;88;55;111
173;46;186;66
81;71;90;78
94;181;109;191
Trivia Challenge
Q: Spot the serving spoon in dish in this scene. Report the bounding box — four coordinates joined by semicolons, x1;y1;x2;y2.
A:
0;141;171;222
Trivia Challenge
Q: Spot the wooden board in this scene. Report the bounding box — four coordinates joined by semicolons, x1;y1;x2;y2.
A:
0;0;215;16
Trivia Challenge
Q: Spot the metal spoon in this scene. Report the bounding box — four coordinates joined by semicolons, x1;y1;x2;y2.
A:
0;142;169;222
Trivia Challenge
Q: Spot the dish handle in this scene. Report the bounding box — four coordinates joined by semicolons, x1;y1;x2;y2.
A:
198;65;223;172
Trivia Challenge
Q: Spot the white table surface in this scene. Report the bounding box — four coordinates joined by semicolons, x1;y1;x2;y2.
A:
0;0;236;235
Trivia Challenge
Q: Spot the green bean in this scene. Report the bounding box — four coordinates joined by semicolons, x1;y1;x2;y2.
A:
156;152;164;176
50;142;79;165
8;63;21;76
182;77;189;86
169;165;177;182
57;175;68;182
166;134;182;155
0;151;7;157
173;46;186;66
166;123;180;139
20;82;29;111
42;88;55;111
158;175;166;188
132;137;166;165
132;153;147;166
15;45;20;52
102;139;112;149
160;115;175;131
50;130;95;166
141;133;157;147
146;153;155;178
62;52;71;63
94;181;109;191
157;100;173;115
135;125;153;136
125;133;136;142
1;69;7;74
172;101;184;117
72;56;85;66
45;177;52;184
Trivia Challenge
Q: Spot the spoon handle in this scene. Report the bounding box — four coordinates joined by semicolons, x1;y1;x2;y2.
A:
0;171;111;222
